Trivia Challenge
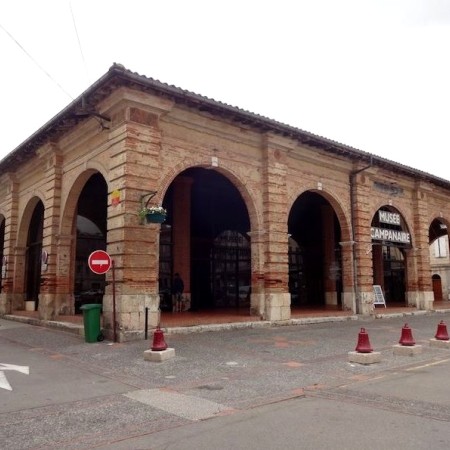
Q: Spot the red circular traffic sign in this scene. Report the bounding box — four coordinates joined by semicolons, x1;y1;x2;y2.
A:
88;250;112;274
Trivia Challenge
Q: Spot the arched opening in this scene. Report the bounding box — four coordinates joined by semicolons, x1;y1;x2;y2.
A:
159;167;251;314
25;201;44;308
288;192;342;309
429;218;450;303
73;173;107;313
371;207;411;304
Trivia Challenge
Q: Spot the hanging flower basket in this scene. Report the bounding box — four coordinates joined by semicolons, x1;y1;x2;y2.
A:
139;206;167;224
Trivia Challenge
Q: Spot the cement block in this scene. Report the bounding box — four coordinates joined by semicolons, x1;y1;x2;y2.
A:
143;347;175;362
392;344;423;356
348;351;381;365
429;338;450;349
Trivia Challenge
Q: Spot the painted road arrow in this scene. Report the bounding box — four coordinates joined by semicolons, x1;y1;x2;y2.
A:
0;363;30;391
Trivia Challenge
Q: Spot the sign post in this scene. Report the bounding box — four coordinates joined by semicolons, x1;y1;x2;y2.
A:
88;250;117;342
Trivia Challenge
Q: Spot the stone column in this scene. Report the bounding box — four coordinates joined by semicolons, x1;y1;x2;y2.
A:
409;182;433;310
37;144;63;320
0;173;20;314
339;241;356;311
261;134;290;321
351;170;375;315
103;98;173;341
247;230;266;318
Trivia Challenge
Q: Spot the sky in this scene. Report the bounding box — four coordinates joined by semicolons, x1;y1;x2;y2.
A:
1;0;450;180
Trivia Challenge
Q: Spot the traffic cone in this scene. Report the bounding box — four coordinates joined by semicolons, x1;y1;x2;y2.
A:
399;323;415;346
355;328;373;353
435;320;449;341
151;326;168;351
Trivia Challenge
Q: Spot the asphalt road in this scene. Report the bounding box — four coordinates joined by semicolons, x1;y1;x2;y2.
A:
1;311;450;449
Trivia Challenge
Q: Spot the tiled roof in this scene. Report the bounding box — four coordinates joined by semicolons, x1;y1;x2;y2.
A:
1;63;449;188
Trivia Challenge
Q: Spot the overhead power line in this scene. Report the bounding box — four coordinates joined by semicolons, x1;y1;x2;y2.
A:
69;1;89;84
0;22;74;100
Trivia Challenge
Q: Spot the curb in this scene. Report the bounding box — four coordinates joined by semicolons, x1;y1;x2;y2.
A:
3;308;450;337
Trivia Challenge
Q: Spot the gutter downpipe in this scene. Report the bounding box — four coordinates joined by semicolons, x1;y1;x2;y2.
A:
349;156;373;314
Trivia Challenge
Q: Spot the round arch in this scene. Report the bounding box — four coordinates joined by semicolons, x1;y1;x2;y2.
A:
158;160;261;234
371;205;412;305
59;170;109;314
158;165;254;313
287;190;346;309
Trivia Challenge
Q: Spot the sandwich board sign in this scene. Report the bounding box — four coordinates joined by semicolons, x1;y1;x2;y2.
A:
373;285;386;307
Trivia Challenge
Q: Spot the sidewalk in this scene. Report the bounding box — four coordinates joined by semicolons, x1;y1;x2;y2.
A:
3;302;450;337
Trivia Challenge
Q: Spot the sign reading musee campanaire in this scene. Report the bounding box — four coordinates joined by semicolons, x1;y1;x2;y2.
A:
371;210;411;245
371;227;411;244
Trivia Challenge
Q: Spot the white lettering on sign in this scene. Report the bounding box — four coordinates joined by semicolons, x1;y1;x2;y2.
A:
371;227;411;244
92;259;109;266
378;210;401;225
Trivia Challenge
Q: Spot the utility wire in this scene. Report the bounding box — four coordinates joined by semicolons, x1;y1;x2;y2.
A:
0;22;74;100
69;1;89;84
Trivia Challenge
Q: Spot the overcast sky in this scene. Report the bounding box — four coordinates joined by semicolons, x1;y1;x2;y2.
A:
1;0;449;180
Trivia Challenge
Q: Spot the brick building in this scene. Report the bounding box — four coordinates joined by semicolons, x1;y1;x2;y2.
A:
0;64;449;341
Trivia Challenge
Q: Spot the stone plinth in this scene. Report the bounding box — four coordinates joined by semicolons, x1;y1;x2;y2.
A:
429;338;450;349
348;351;381;365
393;344;422;356
143;348;175;362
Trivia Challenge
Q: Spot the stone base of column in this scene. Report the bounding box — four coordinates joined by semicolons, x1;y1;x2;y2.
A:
341;292;356;313
429;338;450;349
143;348;175;362
348;351;381;365
392;344;422;356
265;293;291;321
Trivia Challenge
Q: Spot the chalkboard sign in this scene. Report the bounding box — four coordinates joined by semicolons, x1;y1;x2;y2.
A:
373;285;386;307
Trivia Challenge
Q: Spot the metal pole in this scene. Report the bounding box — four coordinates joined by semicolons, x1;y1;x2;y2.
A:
145;307;148;340
112;259;117;343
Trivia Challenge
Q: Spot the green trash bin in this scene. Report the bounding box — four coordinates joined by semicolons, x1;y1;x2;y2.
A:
80;304;103;343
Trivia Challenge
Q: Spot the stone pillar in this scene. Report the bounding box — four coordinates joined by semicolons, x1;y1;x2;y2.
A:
351;170;375;315
409;182;434;310
0;174;20;314
103;98;173;341
339;241;356;311
261;135;290;321
37;144;63;320
247;230;266;318
55;234;76;315
322;204;337;306
172;176;193;300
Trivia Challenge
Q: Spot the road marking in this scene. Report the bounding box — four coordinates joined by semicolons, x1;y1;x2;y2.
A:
124;389;229;420
0;363;30;391
406;358;450;371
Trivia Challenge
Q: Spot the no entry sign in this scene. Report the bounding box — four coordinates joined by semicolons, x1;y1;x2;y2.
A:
88;250;112;274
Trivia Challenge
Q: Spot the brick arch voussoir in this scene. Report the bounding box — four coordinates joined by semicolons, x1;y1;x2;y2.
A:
16;194;46;248
60;167;109;237
288;187;352;243
371;202;412;235
159;159;261;232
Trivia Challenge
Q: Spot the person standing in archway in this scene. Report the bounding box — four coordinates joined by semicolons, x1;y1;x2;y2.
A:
172;273;184;312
